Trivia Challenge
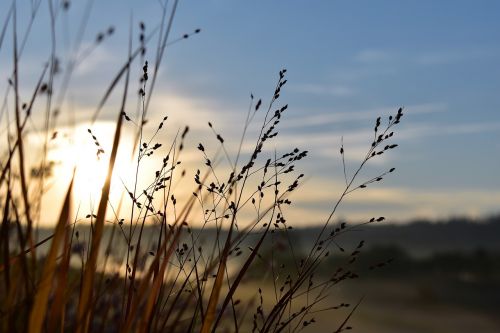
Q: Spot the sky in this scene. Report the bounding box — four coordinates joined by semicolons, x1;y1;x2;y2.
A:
1;0;499;226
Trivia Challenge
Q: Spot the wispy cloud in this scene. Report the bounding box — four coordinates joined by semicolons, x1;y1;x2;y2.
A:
236;103;500;166
287;179;500;223
347;187;500;220
282;103;447;130
73;43;115;77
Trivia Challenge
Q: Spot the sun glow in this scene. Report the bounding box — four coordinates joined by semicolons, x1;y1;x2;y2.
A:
48;122;136;212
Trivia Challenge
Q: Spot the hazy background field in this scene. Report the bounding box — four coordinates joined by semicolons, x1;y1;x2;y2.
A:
29;215;500;332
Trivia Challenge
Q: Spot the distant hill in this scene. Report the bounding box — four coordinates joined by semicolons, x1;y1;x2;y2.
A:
32;214;500;259
290;215;500;257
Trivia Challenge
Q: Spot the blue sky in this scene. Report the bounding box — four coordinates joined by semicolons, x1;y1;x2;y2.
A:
1;0;499;225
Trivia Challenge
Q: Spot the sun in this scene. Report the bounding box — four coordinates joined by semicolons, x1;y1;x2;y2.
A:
48;122;135;210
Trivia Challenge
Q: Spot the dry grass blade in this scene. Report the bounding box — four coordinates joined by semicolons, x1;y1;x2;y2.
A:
0;3;13;52
0;227;66;273
12;3;33;238
143;0;178;113
137;232;177;333
0;63;47;187
212;225;271;331
1;183;12;291
76;65;129;331
200;221;234;333
28;176;74;333
333;296;364;333
121;226;182;332
47;214;74;331
90;27;158;123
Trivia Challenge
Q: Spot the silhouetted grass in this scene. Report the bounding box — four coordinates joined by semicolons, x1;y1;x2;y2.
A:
0;2;405;332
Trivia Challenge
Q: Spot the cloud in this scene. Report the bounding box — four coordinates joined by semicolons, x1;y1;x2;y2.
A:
221;103;452;165
349;187;500;219
278;102;498;153
282;103;447;130
286;178;500;223
70;95;495;174
73;43;115;77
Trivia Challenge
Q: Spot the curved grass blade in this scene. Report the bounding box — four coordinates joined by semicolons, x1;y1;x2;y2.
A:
75;52;130;332
28;176;74;333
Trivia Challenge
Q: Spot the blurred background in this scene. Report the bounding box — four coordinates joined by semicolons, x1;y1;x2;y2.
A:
1;1;499;331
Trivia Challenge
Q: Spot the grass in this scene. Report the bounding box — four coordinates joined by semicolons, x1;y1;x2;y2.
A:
0;1;404;332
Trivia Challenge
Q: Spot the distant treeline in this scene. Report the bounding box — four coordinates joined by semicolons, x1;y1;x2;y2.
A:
290;214;500;257
31;214;500;259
